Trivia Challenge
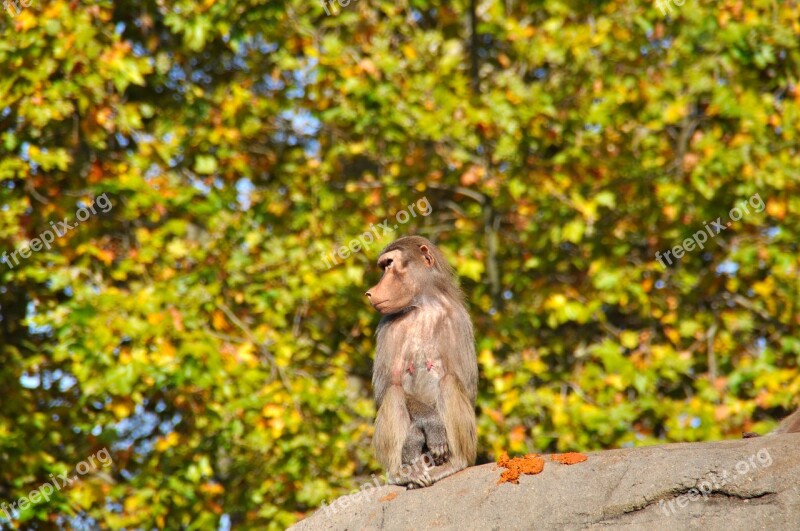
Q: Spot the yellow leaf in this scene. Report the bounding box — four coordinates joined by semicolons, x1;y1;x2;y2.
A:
212;310;227;330
506;90;521;105
478;348;495;368
524;358;547;375
112;402;131;419
157;339;177;361
510;425;526;444
664;101;687;123
15;11;37;31
269;416;286;437
96;249;114;265
752;277;774;298
766;199;786;220
237;343;259;368
200;482;225;495
43;3;63;18
664;327;680;345
155;432;179;451
167;239;189;258
262;404;282;418
620;331;639;349
348;141;366;155
605;374;625;390
545;294;567;310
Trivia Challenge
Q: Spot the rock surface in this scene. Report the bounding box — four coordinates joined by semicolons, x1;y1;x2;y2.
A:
290;433;800;530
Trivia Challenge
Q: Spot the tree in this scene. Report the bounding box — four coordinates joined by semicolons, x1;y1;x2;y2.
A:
1;0;798;527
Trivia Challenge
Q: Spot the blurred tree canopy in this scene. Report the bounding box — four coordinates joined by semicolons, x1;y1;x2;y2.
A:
1;0;799;528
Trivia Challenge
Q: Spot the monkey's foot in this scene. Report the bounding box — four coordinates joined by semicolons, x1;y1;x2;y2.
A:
404;468;434;489
428;442;449;465
422;421;450;465
405;462;465;489
388;475;412;487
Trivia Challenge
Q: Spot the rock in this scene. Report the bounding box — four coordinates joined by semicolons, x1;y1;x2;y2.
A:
290;433;800;530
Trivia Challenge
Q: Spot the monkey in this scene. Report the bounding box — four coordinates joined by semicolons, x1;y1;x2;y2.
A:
365;236;477;489
743;408;800;438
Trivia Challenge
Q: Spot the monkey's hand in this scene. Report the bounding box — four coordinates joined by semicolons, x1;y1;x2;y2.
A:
421;415;449;466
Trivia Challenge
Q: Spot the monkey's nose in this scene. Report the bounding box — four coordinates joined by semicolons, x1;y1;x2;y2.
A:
365;290;372;298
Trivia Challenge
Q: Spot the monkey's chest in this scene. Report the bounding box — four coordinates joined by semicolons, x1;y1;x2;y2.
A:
399;354;442;404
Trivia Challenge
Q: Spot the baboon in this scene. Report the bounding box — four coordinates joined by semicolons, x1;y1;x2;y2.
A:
365;236;477;488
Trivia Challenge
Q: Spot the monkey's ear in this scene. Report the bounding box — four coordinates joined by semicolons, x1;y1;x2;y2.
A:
419;245;435;268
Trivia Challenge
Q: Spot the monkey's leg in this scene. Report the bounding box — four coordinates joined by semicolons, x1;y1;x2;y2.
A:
373;384;411;484
404;396;449;465
401;424;425;465
407;375;476;489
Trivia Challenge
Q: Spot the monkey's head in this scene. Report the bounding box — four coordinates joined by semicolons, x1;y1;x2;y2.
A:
365;236;458;315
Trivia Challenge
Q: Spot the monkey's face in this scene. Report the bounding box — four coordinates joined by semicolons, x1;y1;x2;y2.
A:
366;242;439;315
366;249;414;315
366;245;437;315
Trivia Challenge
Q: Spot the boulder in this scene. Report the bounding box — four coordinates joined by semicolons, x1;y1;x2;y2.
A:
291;433;800;530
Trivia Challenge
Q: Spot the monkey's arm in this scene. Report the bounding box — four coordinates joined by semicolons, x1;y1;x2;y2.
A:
442;309;479;403
373;384;411;479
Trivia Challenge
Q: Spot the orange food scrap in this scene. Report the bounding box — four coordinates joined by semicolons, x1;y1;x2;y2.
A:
550;452;588;465
496;452;545;484
379;492;398;502
497;451;510;467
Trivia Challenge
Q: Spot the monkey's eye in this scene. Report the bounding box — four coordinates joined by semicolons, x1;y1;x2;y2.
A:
380;258;393;270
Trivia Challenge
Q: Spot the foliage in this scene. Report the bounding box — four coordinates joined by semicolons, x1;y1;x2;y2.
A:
1;0;799;527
